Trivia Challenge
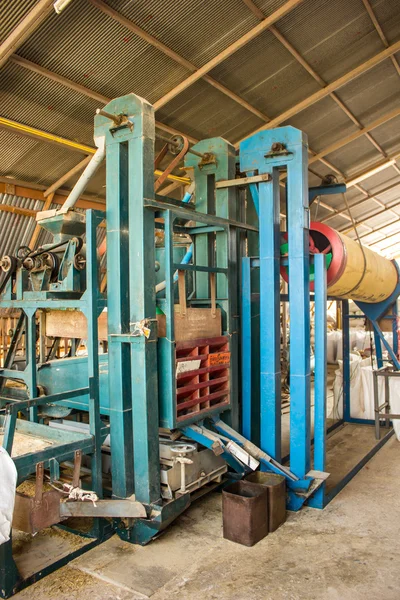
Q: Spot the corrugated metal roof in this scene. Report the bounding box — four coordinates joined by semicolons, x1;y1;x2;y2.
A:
0;0;39;41
0;0;399;256
0;193;52;259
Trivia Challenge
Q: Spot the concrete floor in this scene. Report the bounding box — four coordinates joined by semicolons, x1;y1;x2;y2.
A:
14;435;400;600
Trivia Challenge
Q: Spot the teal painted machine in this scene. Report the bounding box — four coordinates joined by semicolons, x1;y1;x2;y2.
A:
0;92;342;597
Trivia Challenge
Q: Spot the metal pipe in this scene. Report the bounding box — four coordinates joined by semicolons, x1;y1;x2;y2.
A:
62;142;105;211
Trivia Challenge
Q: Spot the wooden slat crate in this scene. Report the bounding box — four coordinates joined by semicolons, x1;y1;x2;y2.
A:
175;336;230;421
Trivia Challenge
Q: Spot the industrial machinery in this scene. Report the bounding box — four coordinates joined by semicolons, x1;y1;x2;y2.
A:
240;126;400;508
0;94;398;597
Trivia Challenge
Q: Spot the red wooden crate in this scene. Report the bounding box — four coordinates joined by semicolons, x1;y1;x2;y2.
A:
175;336;230;421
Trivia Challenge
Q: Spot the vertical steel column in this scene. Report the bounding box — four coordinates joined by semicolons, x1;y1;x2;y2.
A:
259;170;281;461
85;210;104;496
24;309;38;421
128;122;160;505
308;254;327;508
102;121;133;499
342;300;351;422
241;256;252;440
374;326;384;369
97;94;160;504
185;139;239;429
247;178;260;446
287;140;310;477
240;127;310;475
393;302;398;358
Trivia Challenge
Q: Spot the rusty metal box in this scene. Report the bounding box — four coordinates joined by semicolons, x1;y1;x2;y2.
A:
246;472;286;532
222;480;269;546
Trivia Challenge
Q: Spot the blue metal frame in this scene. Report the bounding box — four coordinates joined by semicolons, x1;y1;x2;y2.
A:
240;126;311;479
0;208;109;598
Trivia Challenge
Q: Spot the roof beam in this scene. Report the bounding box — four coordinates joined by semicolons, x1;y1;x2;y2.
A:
320;181;400;224
359;215;400;240
0;117;191;185
241;0;388;158
339;198;400;234
152;0;304;110
9;54;199;144
372;230;400;251
88;0;272;123
0;0;54;69
236;39;400;144
361;0;400;77
346;153;400;187
10;53;335;187
44;157;91;197
309;107;400;166
377;239;400;253
0;180;106;211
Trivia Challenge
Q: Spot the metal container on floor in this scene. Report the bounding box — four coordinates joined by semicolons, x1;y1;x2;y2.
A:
246;472;286;532
222;480;269;546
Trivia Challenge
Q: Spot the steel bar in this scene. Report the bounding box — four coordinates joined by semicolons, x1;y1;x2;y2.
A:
215;174;271;188
59;499;146;518
0;116;191;185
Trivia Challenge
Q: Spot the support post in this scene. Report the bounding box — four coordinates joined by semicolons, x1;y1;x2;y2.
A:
342;300;351;422
85;210;104;497
308;254;327;508
97;93;161;504
240;126;310;476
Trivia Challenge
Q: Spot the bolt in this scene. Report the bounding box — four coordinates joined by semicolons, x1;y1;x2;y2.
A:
271;142;285;152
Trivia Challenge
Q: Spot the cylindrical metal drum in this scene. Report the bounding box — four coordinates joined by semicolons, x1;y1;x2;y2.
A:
281;223;398;303
309;223;398;303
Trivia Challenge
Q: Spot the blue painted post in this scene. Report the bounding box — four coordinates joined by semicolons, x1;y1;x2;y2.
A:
241;256;252;440
25;309;38;422
342;300;351;422
85;210;103;497
127;111;161;506
287;137;310;478
103;128;134;499
185;139;239;430
308;254;327;508
96;94;161;504
393;302;398;358
374;325;383;369
259;170;282;462
239;127;310;473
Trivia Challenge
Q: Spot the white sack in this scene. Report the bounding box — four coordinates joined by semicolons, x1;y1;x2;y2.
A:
389;378;400;441
0;447;17;545
332;353;363;419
